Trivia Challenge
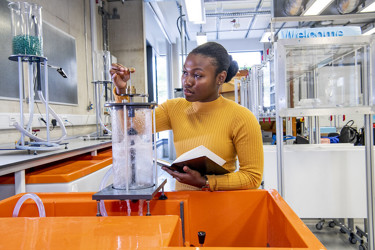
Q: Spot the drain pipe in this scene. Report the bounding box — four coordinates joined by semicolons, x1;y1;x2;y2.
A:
90;0;98;74
90;0;100;135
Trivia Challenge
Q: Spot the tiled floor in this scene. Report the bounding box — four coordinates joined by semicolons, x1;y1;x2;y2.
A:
303;219;366;250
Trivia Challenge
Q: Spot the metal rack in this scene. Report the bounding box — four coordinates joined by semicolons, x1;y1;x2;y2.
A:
274;35;374;250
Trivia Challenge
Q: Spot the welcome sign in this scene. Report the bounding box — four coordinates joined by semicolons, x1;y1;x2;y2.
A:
279;26;362;39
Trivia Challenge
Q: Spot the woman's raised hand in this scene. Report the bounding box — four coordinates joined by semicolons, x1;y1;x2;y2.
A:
110;63;135;95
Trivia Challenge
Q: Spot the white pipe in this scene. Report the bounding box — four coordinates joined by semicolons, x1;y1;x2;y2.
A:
90;0;99;136
37;90;67;141
44;60;51;142
27;62;34;132
12;193;46;217
90;0;98;79
18;57;25;146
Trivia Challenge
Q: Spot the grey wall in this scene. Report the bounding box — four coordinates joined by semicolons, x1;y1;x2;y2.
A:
0;0;101;144
0;0;78;104
108;1;147;96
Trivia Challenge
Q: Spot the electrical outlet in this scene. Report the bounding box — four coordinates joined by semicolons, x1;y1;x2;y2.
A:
61;116;68;125
9;115;17;127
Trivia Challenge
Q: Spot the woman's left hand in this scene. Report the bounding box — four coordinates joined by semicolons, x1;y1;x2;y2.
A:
162;166;206;188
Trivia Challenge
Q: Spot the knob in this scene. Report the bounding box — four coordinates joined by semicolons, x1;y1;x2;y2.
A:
198;231;206;246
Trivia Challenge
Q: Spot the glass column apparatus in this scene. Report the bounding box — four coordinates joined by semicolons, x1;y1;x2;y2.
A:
9;2;43;56
93;102;168;213
109;102;156;190
8;2;65;152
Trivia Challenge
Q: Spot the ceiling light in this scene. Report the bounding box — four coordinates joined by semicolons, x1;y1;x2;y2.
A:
196;32;207;45
337;0;361;14
361;2;375;12
283;0;305;16
303;0;334;16
182;0;206;24
260;32;273;43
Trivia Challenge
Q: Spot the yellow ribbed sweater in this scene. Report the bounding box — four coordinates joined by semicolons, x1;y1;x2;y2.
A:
115;90;263;191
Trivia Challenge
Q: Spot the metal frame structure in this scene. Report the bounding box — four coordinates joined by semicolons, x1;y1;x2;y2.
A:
92;80;113;138
274;35;374;250
240;62;277;122
8;55;65;151
249;64;262;121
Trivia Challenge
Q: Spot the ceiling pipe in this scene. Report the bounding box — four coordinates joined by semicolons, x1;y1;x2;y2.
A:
216;16;220;40
206;10;270;17
245;0;265;38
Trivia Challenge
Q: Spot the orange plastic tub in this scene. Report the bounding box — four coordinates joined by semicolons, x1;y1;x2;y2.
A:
0;190;325;249
0;150;113;185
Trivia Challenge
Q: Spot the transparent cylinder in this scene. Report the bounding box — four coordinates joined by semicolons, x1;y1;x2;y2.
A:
95;50;111;81
110;104;155;190
9;2;43;56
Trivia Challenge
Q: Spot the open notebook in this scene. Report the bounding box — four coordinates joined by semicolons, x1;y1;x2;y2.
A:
157;145;229;176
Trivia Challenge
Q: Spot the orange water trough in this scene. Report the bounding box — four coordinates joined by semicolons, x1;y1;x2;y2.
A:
0;189;325;249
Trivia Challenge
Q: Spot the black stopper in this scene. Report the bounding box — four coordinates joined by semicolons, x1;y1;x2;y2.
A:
127;127;138;136
128;107;135;117
198;231;206;245
36;62;42;91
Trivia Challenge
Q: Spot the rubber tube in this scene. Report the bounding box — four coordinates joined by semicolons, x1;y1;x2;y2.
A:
38;90;67;142
12;193;46;217
14;90;67;144
99;166;113;216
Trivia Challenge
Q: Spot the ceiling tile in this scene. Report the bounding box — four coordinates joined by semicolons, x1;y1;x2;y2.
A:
246;29;265;39
219;30;248;40
252;15;271;29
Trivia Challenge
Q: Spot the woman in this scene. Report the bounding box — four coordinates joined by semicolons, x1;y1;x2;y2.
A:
110;42;263;191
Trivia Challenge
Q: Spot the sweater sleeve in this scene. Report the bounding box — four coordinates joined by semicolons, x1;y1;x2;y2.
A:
154;100;173;132
207;110;264;191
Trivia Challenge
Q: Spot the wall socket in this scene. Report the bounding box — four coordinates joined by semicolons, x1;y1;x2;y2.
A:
62;116;68;121
9;115;17;127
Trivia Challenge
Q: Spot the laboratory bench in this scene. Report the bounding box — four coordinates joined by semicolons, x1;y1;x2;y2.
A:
0;138;112;197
